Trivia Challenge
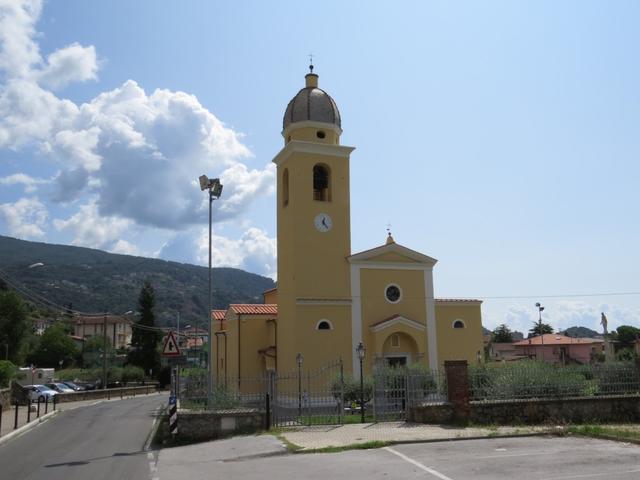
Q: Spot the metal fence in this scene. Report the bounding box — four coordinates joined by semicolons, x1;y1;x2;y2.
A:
469;361;640;401
178;362;447;425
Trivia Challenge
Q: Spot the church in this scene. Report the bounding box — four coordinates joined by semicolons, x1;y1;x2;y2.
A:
213;68;484;378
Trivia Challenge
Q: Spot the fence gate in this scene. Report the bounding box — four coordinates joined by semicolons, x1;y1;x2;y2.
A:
270;360;344;427
373;366;448;421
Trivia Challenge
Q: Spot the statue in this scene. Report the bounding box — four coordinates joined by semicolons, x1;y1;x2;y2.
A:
601;312;608;336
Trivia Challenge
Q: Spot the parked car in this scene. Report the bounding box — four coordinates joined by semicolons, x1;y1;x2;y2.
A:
45;382;75;394
61;381;85;391
75;380;99;390
26;385;58;403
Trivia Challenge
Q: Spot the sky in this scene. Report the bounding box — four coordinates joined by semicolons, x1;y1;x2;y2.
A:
0;0;639;335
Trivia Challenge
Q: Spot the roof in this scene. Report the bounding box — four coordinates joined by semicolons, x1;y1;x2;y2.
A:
262;287;277;295
211;310;226;321
514;334;604;346
229;304;278;315
283;73;341;130
436;298;483;305
369;314;426;332
75;315;131;325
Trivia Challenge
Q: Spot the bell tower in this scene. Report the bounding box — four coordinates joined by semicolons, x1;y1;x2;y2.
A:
273;67;355;371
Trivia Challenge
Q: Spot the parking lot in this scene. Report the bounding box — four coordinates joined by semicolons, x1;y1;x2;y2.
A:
157;435;640;480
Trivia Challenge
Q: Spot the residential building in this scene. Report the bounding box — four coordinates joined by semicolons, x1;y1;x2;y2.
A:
513;334;605;364
74;315;133;350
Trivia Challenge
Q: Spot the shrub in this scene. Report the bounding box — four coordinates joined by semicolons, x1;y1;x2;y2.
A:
331;374;373;405
0;360;16;387
122;365;145;384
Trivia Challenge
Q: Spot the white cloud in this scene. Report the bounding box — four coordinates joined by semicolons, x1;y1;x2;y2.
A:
0;172;48;192
38;43;98;89
159;227;277;278
491;300;640;335
0;0;277;276
0;196;47;239
53;201;134;253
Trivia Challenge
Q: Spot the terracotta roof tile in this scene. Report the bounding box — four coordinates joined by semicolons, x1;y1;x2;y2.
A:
229;304;278;315
436;298;483;304
211;310;226;320
514;334;604;346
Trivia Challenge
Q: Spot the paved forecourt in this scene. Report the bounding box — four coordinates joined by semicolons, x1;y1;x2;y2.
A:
157;435;640;480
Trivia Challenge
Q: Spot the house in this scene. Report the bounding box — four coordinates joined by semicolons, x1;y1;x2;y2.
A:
74;315;133;350
513;334;605;364
489;342;528;362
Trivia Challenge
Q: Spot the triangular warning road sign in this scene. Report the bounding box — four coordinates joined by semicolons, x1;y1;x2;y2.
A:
162;331;181;357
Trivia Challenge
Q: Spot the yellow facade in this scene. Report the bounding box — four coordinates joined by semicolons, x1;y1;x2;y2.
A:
214;70;484;380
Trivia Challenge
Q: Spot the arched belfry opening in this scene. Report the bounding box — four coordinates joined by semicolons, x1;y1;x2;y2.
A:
313;164;331;201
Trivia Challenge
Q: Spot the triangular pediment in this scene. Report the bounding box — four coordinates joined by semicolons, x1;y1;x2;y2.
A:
348;242;437;265
369;315;426;333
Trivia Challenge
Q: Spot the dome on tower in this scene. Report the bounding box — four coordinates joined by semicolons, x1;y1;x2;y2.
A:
283;72;341;131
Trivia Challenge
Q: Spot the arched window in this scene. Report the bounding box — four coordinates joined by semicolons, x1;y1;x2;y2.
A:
316;319;333;330
282;168;289;207
391;334;400;347
313;164;331;201
452;319;466;329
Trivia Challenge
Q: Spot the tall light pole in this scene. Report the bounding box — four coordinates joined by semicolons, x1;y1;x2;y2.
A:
296;353;303;418
102;313;108;390
356;342;366;423
535;302;545;345
199;175;223;409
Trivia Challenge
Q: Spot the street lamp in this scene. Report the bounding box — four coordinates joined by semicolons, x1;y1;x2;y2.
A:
199;174;223;409
296;353;303;418
356;342;366;423
535;302;545;345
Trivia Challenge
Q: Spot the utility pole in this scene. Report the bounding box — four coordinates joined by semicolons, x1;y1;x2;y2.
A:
102;313;108;389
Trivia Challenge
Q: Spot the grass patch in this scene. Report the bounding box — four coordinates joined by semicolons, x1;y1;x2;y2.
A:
301;440;390;454
568;424;640;443
296;414;376;425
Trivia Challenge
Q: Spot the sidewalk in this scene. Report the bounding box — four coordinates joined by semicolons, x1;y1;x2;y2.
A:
0;391;162;438
279;422;554;450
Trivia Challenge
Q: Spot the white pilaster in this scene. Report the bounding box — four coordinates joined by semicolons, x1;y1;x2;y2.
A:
350;264;362;375
424;268;439;370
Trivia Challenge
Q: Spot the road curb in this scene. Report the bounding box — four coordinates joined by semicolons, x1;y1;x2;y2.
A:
0;410;58;447
292;430;561;453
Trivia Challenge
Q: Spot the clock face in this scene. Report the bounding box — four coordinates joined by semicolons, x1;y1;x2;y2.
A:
314;213;333;232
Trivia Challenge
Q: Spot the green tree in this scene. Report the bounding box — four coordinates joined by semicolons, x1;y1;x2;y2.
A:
0;290;30;364
615;325;640;345
529;322;554;337
29;323;78;368
492;324;514;343
128;282;161;377
83;335;115;368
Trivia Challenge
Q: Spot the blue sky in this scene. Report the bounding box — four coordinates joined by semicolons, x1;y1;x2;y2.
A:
0;0;639;334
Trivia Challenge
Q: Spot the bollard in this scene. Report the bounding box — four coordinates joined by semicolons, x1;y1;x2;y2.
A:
53;395;57;411
133;388;136;398
108;389;111;400
265;393;271;430
14;402;18;430
0;403;3;436
44;396;49;414
37;397;41;418
120;388;123;400
27;401;31;423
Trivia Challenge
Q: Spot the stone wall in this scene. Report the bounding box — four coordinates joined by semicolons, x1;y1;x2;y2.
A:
407;402;453;424
469;395;640;425
54;385;158;403
169;408;265;443
0;388;10;408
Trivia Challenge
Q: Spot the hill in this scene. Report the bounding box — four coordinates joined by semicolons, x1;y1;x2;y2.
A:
561;326;600;338
0;235;275;327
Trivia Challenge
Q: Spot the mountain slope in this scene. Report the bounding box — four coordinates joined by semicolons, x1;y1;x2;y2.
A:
0;235;275;326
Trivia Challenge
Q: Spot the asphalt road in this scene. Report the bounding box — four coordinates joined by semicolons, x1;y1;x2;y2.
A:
0;393;167;480
158;435;640;480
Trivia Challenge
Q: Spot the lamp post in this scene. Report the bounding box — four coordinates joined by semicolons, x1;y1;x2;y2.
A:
535;302;545;345
199;175;223;409
296;353;303;418
356;342;366;423
102;313;108;390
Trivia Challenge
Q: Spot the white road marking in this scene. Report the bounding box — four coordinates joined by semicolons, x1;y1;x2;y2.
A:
384;447;455;480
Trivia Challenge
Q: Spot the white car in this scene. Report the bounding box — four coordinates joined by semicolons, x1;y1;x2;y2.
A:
27;385;58;403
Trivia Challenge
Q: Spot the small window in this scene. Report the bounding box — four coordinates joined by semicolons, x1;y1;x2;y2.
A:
282;168;289;207
391;334;400;347
316;130;326;139
313;164;331;201
316;320;333;330
452;320;466;329
385;284;402;303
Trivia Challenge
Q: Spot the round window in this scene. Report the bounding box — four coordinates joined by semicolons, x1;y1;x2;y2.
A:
316;130;326;139
385;285;401;303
